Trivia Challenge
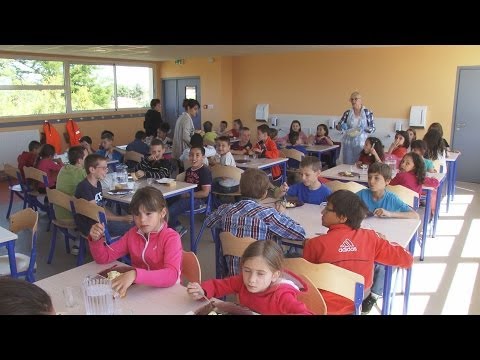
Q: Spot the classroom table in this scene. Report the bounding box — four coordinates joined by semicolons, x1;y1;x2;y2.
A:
0;226;18;277
233;155;288;183
35;261;208;315
445;151;461;212
304;144;340;165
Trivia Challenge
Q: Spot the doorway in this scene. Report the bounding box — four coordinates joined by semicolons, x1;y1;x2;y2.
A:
452;67;480;183
162;77;201;139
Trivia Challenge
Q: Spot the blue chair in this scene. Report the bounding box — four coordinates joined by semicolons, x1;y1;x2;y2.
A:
22;166;52;231
284;258;365;315
0;208;39;282
4;164;27;219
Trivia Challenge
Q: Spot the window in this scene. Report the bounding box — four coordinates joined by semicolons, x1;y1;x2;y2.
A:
0;56;154;117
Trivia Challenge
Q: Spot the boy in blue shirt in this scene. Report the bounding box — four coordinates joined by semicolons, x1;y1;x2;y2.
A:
356;162;418;314
277;156;331;205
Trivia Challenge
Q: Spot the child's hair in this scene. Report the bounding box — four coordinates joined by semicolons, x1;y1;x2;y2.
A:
0;276;53;315
203;121;213;133
150;98;161;108
241;126;250;133
289;120;302;133
257;124;270;134
101;130;114;138
130;186;167;217
36;144;55;166
395;130;411;149
233;119;243;129
150;138;165;148
216;136;230;146
135;130;146;140
403;152;426;185
159;122;170;133
28;140;41;152
68;145;86;165
268;127;278;140
368;162;392;181
190;145;205;156
362;137;384;160
84;154;107;174
240;168;270;199
410;139;427;154
317;124;329;136
326;190;368;229
220;120;228;128
190;133;204;147
428;122;444;137
288;131;300;145
79;136;92;145
423;129;445;160
300;156;321;172
240;240;284;274
101;132;114;141
407;128;417;141
182;98;200;110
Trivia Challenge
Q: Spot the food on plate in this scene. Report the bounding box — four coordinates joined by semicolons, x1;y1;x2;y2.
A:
285;201;296;208
344;171;352;176
208;310;219;315
107;270;121;280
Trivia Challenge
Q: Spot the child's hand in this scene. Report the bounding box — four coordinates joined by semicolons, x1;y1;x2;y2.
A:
374;208;391;218
253;148;262;154
187;282;205;300
111;269;136;298
274;200;286;213
122;215;133;223
355;161;363;168
89;223;105;241
280;182;289;194
135;170;145;179
148;154;159;161
370;147;378;158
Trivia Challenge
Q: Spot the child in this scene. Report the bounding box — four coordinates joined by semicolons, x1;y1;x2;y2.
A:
387;130;410;162
187;240;313;315
168;146;212;237
134;138;172;179
88;186;182;296
227;118;243;138
268;127;278;143
74;154;133;238
96;131;123;162
303;190;413;315
423;128;447;173
428;122;450;150
79;136;95;154
218;120;228;136
35;144;63;192
202;121;217;146
231;127;252;155
17;140;41;181
407;128;417;145
411;140;436;173
126;130;149;156
253;124;282;182
179;133;216;167
0;277;55;315
277;156;332;205
356;162;418;314
278;120;308;145
205;168;306;276
356;137;384;168
285;131;308;169
154;122;171;145
213;136;236;167
312;124;334;146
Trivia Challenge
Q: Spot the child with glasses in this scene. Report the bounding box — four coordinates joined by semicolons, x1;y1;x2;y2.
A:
303;190;413;315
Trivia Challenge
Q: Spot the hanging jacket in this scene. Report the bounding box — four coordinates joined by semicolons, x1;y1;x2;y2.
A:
66;118;81;146
43;121;62;154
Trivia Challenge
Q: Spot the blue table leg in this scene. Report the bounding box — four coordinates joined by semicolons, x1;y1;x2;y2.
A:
6;240;18;278
451;160;457;200
211;227;222;279
189;188;196;252
446;162;452;213
432;179;445;238
420;189;431;261
382;265;393;315
282;162;287;184
403;232;417;315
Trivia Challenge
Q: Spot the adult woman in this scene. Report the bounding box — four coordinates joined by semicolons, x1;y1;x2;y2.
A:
144;99;163;137
172;98;200;160
336;91;375;164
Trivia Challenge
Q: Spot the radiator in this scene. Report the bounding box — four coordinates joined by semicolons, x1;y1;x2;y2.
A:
0;129;40;171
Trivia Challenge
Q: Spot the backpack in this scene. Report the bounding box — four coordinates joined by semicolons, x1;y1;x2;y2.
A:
42;120;62;154
66;118;81;146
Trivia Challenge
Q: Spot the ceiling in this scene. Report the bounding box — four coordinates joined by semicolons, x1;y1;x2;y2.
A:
0;45;384;62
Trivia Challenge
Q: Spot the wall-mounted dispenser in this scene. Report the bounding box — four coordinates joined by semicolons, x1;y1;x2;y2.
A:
395;121;402;132
269;116;278;127
255;104;269;122
409;106;427;128
328;119;336;129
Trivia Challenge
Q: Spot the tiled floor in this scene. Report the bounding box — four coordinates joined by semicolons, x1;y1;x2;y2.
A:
1;179;479;314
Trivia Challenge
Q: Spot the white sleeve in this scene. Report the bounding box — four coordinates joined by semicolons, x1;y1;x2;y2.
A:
204;146;217;158
225;153;236;167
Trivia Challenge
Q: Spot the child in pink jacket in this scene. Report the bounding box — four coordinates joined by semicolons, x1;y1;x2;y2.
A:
88;186;182;297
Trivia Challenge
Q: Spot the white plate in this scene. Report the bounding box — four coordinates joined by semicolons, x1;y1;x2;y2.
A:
156;178;175;184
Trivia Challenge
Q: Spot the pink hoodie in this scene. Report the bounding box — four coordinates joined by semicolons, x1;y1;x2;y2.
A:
88;224;182;287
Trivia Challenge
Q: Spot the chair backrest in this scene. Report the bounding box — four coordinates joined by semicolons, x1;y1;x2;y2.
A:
280;148;305;163
284;258;365;315
124;150;144;164
176;172;185;181
181;250;201;284
219;232;256;257
4;163;20;182
46;188;75;217
325;180;367;193
210;164;244;181
71;198;104;222
386;184;419;209
23;166;49;187
295;274;327;315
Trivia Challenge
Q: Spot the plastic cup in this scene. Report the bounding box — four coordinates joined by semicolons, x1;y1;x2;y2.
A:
63;286;81;308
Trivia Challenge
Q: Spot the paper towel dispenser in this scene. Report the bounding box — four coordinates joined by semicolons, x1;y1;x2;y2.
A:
256;104;269;122
409;106;427;127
